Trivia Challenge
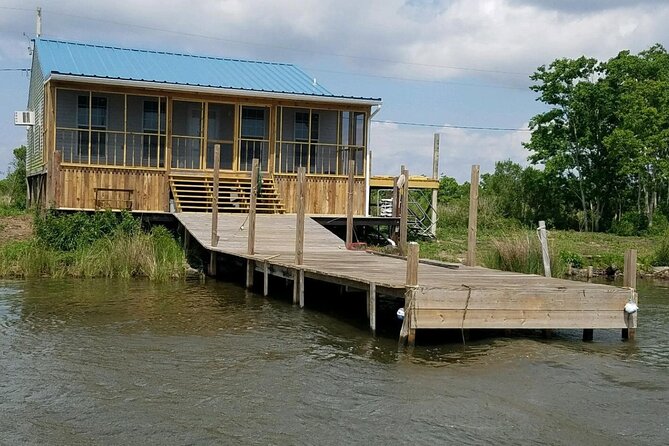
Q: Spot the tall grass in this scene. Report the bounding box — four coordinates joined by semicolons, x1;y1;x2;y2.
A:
651;234;669;266
483;232;566;277
0;211;187;280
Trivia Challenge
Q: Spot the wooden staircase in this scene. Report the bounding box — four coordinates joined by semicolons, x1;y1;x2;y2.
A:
170;173;285;213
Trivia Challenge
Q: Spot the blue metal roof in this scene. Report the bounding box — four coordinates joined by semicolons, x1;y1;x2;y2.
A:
34;38;380;103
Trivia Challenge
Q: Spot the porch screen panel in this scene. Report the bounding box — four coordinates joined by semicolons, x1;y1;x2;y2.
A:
206;103;235;170
172;101;203;169
239;106;269;171
339;111;366;176
127;95;166;168
55;90;123;165
311;109;338;174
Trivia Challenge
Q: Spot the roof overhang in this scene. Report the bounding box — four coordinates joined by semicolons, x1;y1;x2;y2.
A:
48;74;382;107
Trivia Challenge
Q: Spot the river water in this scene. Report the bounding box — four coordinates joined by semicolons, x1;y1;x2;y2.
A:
0;278;667;445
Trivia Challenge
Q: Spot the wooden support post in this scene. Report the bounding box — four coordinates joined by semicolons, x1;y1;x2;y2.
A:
295;167;306;264
246;260;254;289
247;158;259;255
208;251;217;276
431;133;440;237
346;160;355;249
587;266;594;279
368;282;376;334
211;144;220;247
466;165;480;267
538;220;551;278
623;248;638;340
583;329;594;342
52;150;62;208
292;269;304;307
399;242;419;347
183;230;190;252
399;166;409;256
263;261;269;297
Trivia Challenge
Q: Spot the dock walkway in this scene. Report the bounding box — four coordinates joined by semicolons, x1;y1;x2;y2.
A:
175;213;637;336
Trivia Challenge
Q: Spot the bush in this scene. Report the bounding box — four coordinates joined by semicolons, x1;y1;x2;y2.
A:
34;210;141;251
484;232;566;277
651;234;669;266
559;250;584;268
610;212;648;236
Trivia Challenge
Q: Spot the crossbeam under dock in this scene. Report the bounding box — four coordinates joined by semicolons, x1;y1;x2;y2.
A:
174;212;638;341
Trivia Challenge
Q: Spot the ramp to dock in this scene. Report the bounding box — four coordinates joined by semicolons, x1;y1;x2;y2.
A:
175;212;637;333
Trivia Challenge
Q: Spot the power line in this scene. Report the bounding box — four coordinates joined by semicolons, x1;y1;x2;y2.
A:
0;68;30;72
304;66;529;91
1;5;530;77
372;119;530;132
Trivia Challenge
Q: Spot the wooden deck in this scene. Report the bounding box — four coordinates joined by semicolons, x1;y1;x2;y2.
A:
175;212;637;335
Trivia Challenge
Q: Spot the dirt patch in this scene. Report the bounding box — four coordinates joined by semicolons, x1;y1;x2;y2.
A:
0;214;33;245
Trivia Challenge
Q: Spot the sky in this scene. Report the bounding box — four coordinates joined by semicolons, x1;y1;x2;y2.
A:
1;0;668;182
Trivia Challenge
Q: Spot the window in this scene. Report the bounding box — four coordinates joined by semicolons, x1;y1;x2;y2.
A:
77;95;107;159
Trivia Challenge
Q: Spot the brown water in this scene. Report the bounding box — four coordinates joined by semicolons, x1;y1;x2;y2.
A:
0;278;667;445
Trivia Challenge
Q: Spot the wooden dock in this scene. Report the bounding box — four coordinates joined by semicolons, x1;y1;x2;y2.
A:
175;212;638;341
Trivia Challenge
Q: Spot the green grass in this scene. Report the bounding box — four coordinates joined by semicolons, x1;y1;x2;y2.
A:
0;211;188;280
416;203;664;274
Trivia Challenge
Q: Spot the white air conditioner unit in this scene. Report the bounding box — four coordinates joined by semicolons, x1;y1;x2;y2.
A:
14;111;35;126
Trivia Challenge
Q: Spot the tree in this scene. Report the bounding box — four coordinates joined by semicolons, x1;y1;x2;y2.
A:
604;44;669;227
0;146;27;209
525;57;625;231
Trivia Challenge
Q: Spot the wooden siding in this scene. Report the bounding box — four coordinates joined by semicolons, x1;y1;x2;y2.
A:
56;165;167;211
274;175;365;214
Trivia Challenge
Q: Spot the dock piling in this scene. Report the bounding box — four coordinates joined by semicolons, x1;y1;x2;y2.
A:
431;134;439;237
399;166;409;256
346;160;355;248
211;144;220;247
466;165;480;267
296;167;306;265
623;248;638;340
368;282;376;334
399;242;419;347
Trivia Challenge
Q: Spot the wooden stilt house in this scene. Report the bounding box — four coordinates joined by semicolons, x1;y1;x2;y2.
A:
25;39;381;214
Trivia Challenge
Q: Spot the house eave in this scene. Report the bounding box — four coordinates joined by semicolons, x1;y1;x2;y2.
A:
47;74;382;107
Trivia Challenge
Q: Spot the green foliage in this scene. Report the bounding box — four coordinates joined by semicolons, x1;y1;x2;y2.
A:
483;233;566;277
651;234;669;266
438;176;467;203
0;211;186;280
559;250;584;268
34;210;141;251
0;146;27;210
525;45;669;233
610;212;648;236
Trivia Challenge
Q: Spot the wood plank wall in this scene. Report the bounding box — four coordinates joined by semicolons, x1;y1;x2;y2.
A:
274;175;365;214
57;166;168;211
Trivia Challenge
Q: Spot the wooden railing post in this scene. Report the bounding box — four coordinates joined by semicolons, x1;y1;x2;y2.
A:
537;220;551;278
246;158;259;289
295;167;306;265
399;166;409;256
211;144;220;247
346;159;355;249
399;242;419;348
294;167;306;307
248;158;259;255
466;165;480;267
431;134;439;237
623;248;638;340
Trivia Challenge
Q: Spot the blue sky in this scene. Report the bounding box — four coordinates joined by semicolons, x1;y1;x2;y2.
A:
1;0;668;182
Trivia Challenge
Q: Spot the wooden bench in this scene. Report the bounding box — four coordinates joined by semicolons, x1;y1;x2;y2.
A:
94;188;134;210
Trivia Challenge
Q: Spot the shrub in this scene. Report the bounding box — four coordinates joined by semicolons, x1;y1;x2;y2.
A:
559;250;584;268
34;210;141;251
610;212;648;236
484;232;566;277
651;234;669;266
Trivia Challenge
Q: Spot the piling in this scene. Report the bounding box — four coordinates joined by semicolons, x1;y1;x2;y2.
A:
622;248;638;340
466;165;480;267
